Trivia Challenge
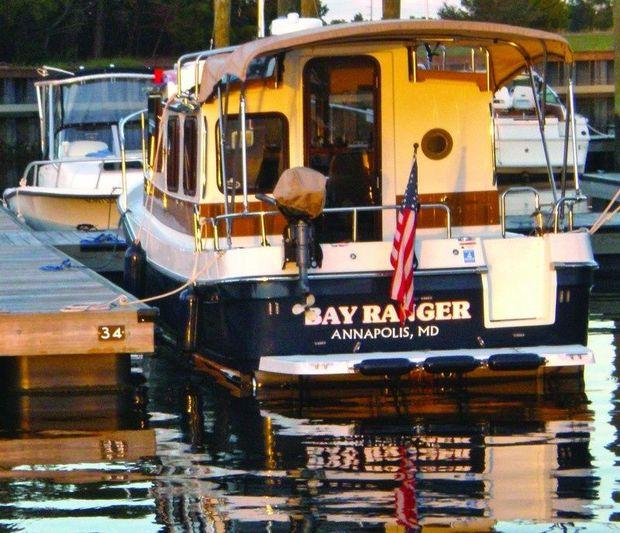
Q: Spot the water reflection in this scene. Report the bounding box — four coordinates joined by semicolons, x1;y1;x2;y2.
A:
144;360;599;531
0;293;618;532
0;386;157;532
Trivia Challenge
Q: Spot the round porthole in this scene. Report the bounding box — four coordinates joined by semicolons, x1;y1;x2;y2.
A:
421;128;453;160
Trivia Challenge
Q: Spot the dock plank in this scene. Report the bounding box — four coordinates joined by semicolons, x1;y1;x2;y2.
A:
0;207;155;357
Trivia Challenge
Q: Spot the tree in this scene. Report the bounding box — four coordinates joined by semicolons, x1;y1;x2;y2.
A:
568;0;613;31
277;0;295;16
438;0;568;31
383;0;400;19
301;0;318;18
214;0;231;47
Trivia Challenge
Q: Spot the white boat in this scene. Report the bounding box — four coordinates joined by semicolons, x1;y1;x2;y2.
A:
493;75;590;175
580;171;620;203
3;67;153;231
121;20;596;387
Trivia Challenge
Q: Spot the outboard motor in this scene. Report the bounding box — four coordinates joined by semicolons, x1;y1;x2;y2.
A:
262;167;326;297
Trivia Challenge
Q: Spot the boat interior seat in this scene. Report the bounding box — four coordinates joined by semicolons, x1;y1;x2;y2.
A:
326;150;372;207
511;86;536;111
63;140;109;158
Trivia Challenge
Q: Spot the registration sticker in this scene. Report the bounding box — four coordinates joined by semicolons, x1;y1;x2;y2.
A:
98;325;126;341
463;249;476;263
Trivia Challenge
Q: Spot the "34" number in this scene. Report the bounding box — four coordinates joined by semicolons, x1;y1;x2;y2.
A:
98;325;126;341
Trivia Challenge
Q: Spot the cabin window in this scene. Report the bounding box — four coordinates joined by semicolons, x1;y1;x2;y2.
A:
410;44;489;90
421;128;453;160
166;115;179;192
216;113;288;194
201;115;208;199
183;115;198;196
148;92;163;172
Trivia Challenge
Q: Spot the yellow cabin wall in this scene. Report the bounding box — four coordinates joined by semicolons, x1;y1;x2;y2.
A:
199;45;496;210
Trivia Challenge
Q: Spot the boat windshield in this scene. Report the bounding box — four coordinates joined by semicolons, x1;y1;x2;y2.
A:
47;77;150;158
54;78;149;126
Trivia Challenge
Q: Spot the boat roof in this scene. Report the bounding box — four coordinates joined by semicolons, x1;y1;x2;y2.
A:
198;19;573;101
35;67;153;87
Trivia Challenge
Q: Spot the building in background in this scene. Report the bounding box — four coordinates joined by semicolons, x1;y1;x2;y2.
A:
0;66;39;188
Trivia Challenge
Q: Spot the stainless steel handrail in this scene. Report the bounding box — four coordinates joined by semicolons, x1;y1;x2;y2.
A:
119;109;147;212
175;46;238;98
202;202;452;250
552;195;586;233
500;186;541;237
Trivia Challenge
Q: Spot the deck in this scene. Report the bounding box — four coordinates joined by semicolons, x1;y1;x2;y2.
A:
0;207;155;388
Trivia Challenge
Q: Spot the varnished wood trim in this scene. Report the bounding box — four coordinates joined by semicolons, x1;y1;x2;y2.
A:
149;183;499;238
397;190;499;228
148;182;286;237
415;70;488;91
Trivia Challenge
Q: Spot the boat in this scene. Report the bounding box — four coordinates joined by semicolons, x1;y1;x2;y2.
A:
580;171;620;204
121;19;596;388
3;67;153;231
492;73;590;175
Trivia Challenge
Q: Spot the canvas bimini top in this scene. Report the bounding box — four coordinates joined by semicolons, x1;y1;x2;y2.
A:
197;19;574;101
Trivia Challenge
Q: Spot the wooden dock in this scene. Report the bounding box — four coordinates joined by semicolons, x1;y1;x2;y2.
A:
0;207;155;390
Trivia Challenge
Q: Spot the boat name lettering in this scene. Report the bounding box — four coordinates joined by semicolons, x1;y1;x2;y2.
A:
304;301;471;326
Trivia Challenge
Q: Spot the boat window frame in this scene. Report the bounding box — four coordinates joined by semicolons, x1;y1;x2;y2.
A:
182;114;199;197
166;113;180;193
408;44;490;91
200;114;208;200
215;111;290;195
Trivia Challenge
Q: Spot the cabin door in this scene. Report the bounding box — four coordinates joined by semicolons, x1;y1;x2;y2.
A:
303;56;381;241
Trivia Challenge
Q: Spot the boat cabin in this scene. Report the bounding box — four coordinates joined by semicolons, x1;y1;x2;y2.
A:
147;20;581;248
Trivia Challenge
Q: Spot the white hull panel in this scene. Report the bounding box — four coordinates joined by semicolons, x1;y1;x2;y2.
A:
495;117;589;174
4;187;121;231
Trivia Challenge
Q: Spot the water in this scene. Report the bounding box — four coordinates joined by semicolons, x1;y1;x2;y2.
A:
0;293;618;532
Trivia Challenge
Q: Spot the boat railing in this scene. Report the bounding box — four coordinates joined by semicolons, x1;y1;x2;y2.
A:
500;186;541;237
119;109;148;212
500;185;587;235
21;156;143;189
201;202;451;251
552;195;587;233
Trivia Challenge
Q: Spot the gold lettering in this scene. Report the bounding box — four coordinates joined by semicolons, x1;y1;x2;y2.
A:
304;307;323;326
452;300;471;319
363;305;383;324
416;302;435;322
435;302;452;320
381;304;400;323
338;306;358;325
322;307;341;325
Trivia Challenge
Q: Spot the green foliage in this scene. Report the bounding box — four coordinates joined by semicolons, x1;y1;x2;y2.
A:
568;0;613;31
438;0;612;31
0;0;328;65
565;31;613;52
438;0;568;30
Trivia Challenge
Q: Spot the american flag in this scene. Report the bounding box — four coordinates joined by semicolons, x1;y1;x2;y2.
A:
390;147;420;323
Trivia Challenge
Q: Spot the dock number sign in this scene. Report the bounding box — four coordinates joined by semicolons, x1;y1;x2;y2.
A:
98;325;126;341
